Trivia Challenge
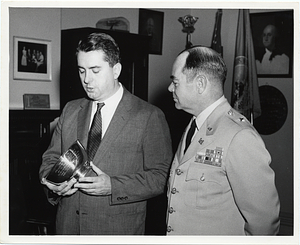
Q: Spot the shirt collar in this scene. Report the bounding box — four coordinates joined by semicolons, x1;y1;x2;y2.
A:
93;83;123;109
194;95;226;130
90;83;124;133
265;48;272;54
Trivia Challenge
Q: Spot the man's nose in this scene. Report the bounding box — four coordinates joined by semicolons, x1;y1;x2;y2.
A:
84;72;92;85
168;83;174;92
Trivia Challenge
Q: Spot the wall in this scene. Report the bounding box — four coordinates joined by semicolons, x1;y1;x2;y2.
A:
8;6;295;226
9;8;61;110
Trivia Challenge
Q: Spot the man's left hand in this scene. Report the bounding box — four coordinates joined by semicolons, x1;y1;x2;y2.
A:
74;162;112;196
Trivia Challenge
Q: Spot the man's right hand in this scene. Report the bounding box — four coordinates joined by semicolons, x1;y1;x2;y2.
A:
41;177;78;196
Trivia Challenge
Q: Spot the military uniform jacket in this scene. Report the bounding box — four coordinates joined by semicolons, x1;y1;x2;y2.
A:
39;88;173;235
166;100;280;235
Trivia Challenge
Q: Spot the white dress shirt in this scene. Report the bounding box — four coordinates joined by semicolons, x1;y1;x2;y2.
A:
256;48;289;74
89;84;124;138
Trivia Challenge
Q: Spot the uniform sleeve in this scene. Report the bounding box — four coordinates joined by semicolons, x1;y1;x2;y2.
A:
226;128;280;235
110;108;173;204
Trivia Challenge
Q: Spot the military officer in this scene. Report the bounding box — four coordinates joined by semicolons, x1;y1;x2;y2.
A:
166;46;280;235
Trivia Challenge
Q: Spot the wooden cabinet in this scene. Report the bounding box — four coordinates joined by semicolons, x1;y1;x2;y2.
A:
9;110;60;234
60;27;150;109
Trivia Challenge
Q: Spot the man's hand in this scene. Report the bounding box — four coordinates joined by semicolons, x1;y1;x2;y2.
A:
74;162;112;196
41;177;78;196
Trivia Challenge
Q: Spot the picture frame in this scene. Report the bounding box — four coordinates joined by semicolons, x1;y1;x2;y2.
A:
13;36;52;81
139;9;164;55
250;10;293;78
23;94;50;109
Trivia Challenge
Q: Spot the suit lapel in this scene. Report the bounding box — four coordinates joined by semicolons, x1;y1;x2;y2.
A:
176;120;190;162
77;99;93;148
93;89;133;160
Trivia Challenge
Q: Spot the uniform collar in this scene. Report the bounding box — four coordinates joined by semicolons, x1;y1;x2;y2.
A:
195;95;226;131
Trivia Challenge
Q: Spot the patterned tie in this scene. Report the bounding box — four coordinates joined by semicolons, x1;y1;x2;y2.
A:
87;102;105;161
184;119;197;154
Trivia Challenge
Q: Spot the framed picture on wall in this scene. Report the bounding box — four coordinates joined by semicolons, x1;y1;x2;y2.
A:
250;10;293;78
13;36;52;81
138;9;164;55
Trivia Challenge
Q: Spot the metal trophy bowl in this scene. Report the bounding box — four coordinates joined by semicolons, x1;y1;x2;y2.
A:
45;140;91;185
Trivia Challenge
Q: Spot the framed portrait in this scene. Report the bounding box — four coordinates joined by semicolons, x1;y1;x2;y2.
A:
23;94;50;110
250;10;293;78
13;36;52;81
139;9;164;55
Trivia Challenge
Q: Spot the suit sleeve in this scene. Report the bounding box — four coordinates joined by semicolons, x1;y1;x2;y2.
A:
226;128;280;235
39;106;65;205
110;108;173;204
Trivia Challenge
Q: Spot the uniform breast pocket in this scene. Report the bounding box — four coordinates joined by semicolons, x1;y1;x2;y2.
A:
184;163;227;210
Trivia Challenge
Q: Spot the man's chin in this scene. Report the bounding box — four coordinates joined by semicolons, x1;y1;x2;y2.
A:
86;92;97;101
174;103;182;110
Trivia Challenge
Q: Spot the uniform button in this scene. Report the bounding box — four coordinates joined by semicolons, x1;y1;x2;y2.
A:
76;210;79;215
169;207;174;213
176;169;182;175
200;174;205;181
167;226;173;232
171;187;177;194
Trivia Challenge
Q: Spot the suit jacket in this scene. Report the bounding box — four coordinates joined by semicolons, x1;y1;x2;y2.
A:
39;88;173;235
166;100;280;235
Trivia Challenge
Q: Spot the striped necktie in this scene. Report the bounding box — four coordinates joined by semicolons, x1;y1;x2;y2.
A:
87;102;105;161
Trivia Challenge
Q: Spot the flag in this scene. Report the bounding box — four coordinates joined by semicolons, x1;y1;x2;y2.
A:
231;9;261;123
211;9;223;56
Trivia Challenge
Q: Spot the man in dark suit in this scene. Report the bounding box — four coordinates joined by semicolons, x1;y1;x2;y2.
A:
166;46;280;235
39;33;173;235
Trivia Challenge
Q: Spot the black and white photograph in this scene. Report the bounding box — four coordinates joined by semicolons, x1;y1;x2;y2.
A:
1;2;298;245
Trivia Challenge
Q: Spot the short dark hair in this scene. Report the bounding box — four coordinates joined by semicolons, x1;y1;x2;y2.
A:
182;46;227;86
76;33;121;67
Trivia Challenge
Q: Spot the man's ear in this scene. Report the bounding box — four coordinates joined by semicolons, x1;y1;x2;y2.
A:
195;75;207;94
113;63;122;79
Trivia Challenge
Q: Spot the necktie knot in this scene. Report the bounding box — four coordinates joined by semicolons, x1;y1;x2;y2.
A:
96;102;105;112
